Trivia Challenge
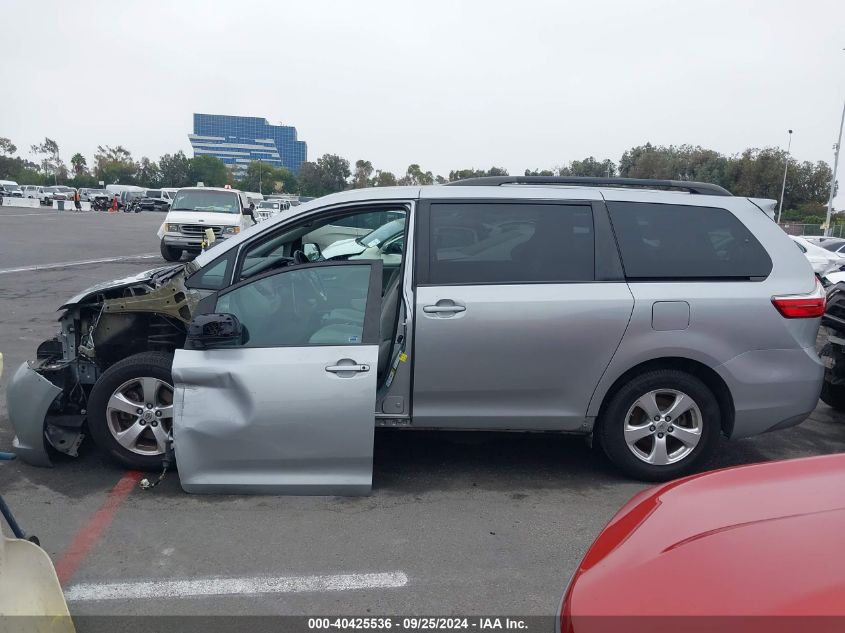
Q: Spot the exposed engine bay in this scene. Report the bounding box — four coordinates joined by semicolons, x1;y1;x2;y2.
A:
18;264;200;462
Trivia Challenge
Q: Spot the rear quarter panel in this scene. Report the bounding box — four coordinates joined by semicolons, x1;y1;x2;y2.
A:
586;192;822;432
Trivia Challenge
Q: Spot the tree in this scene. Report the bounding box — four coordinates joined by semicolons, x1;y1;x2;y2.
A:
560;156;617;178
353;159;374;188
525;168;556;176
448;167;508;182
189;155;229;188
297;154;351;196
136;157;161;187
297;161;322;196
317;154;351;193
372;170;397;187
70;153;88;176
236;160;298;195
0;137;16;156
30;137;64;183
94;145;137;185
399;164;434;185
158;151;191;187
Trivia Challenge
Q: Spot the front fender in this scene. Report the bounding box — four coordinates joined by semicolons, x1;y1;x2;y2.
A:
7;362;61;467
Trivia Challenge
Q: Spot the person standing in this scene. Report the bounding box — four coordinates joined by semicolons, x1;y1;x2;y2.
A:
111;194;119;213
73;189;82;212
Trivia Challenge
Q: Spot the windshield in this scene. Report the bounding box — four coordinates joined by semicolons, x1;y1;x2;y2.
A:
356;218;406;248
258;201;280;209
146;190;162;198
822;241;845;252
171;190;240;214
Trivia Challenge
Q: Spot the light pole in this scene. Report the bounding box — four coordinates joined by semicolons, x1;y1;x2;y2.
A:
777;129;793;224
824;98;845;236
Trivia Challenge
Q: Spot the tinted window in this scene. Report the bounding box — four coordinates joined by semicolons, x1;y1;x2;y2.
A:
822;240;845;252
427;203;594;284
607;202;772;280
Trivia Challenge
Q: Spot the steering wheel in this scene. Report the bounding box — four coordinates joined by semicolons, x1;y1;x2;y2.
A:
292;250;309;266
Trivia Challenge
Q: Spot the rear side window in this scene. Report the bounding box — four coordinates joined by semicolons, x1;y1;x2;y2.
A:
427;203;594;284
607;202;772;280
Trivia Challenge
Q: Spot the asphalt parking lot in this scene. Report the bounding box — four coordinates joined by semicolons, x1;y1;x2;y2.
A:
1;203;844;619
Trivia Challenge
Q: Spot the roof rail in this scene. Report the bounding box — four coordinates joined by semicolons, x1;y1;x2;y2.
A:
444;176;732;197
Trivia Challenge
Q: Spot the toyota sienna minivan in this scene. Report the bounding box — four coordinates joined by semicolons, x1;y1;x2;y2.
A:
7;176;825;494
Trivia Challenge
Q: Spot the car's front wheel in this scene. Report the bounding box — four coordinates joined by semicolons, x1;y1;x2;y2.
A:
160;240;182;262
87;352;174;470
597;369;721;481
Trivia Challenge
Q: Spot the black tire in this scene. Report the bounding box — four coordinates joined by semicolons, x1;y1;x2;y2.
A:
597;369;721;482
819;344;845;410
87;352;174;470
820;382;845;411
160;240;182;262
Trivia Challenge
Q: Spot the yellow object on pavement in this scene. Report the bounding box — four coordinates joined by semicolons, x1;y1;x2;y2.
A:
0;536;74;631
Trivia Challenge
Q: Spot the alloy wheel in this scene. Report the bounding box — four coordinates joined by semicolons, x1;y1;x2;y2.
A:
105;377;174;456
623;389;702;465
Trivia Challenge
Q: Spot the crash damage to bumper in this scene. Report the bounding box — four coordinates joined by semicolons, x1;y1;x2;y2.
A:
5;264;201;466
8;362;62;467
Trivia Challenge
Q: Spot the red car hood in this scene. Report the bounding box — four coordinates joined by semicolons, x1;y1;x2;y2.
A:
567;454;845;618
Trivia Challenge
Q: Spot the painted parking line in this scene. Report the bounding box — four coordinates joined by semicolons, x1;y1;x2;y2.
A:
65;571;410;601
0;253;158;275
55;471;144;586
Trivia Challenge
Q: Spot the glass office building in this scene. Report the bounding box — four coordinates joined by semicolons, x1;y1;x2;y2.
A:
188;113;307;175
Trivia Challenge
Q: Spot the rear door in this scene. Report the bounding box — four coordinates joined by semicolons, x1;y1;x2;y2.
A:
412;199;633;430
173;260;383;495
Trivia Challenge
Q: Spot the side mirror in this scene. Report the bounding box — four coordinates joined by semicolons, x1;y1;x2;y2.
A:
185;313;245;350
303;243;322;261
383;241;404;255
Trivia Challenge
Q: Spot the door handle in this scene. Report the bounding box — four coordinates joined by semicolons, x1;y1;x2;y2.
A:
423;305;466;314
325;363;370;374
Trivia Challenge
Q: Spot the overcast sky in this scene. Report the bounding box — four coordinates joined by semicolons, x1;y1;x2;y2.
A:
2;0;843;201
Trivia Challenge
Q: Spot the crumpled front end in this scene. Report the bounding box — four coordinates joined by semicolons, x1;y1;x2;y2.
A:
7;362;62;467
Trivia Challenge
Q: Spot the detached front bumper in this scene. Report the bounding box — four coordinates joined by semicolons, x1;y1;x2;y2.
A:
7;362;62;467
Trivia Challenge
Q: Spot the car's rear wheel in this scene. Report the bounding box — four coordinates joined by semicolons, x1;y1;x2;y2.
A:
160;240;182;262
597;369;721;481
87;352;174;470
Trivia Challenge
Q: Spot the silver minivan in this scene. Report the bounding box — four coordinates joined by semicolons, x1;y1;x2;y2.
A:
6;177;825;493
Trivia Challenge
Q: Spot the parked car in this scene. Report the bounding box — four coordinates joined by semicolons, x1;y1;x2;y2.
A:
80;188;110;205
0;180;23;197
21;185;44;200
6;177;825;495
0;182;24;198
156;187;257;261
44;186;75;202
791;235;843;276
137;189;173;213
559;453;845;630
254;199;291;221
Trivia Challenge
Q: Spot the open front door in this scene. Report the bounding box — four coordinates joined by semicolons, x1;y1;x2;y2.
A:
172;261;383;495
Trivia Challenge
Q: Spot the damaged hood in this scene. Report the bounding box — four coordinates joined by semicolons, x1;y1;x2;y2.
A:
59;264;186;310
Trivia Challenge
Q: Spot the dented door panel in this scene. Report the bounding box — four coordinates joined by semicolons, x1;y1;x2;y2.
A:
172;346;378;495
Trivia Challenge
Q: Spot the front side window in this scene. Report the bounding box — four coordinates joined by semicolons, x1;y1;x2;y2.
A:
427;203;595;284
237;207;408;281
215;264;374;347
607;202;773;280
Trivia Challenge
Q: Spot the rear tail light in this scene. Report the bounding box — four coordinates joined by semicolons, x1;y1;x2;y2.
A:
771;279;826;318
